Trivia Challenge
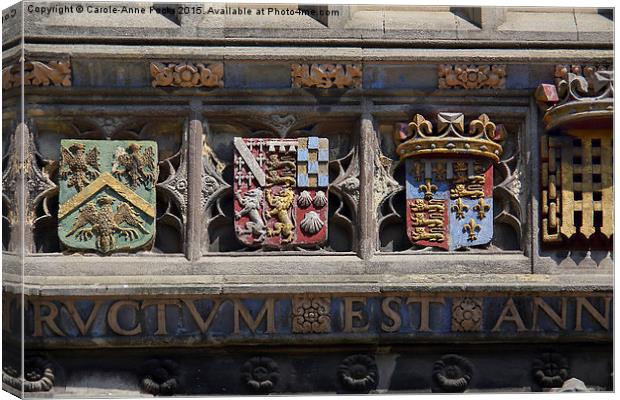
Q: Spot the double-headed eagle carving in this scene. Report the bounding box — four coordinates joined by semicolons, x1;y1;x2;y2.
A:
60;143;100;192
65;194;148;254
112;143;157;189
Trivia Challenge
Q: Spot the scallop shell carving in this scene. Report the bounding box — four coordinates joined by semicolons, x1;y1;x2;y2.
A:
298;190;312;208
313;190;328;208
300;211;325;235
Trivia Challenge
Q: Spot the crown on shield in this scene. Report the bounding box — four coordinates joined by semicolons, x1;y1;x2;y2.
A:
393;112;506;163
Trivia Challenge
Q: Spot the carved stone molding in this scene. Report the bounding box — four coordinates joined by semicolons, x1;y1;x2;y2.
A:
291;63;362;89
438;64;506;89
150;62;224;88
2;60;71;90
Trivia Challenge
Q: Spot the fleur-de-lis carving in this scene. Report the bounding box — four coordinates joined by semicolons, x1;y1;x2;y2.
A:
432;162;446;180
451;198;469;220
473;198;490;219
412;162;424;181
469;113;496;138
463;218;481;241
419;178;437;200
407;114;433;137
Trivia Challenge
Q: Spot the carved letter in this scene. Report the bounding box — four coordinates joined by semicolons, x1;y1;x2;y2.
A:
381;297;402;333
233;298;276;334
492;298;527;332
31;300;65;337
142;299;181;336
181;299;222;333
532;297;567;330
343;297;369;333
107;300;142;336
575;297;612;331
406;297;445;332
62;300;104;335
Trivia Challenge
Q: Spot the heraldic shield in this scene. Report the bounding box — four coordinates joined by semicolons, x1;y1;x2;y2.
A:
395;113;505;251
233;137;329;248
58;140;158;254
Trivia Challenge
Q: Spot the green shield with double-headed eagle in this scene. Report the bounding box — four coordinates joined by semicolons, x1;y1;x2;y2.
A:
58;140;158;254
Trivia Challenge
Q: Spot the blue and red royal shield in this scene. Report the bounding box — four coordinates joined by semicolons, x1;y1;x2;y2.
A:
233;137;329;248
405;158;493;250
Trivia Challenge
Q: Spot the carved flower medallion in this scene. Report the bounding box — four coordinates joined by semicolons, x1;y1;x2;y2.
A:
532;352;569;389
140;359;179;396
292;296;331;333
337;354;378;393
240;357;280;394
451;297;483;332
432;354;473;393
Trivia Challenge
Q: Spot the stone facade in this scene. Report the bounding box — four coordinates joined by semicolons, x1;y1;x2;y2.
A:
1;2;614;396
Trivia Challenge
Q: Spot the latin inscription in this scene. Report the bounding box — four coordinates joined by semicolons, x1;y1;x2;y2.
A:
3;293;612;343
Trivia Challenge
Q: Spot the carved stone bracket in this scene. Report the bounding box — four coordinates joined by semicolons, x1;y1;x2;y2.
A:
150;62;224;88
2;60;71;90
438;64;506;89
291;63;362;89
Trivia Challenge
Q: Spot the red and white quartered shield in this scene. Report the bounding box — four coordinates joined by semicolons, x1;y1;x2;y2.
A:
233;137;329;248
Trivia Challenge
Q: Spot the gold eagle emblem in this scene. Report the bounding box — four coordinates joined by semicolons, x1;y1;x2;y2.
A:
65;194;148;254
112;143;157;189
59;143;100;192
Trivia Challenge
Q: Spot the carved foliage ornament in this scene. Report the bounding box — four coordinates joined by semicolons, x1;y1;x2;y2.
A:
292;296;331;333
532;352;569;389
240;357;280;394
2;356;55;392
451;297;483;332
2;60;71;89
291;63;361;89
432;354;473;393
337;355;378;393
58;140;158;254
233;137;329;248
394;113;506;250
140;359;179;396
151;62;224;88
438;64;506;90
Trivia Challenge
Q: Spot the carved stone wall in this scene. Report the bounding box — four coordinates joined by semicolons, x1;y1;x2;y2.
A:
1;2;613;396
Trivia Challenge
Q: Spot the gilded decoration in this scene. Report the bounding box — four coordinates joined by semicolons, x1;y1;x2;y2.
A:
451;298;483;332
291;63;362;89
58;140;158;254
2;60;71;89
150;62;224;88
233;137;329;248
438;64;506;89
537;66;613;248
292;296;331;333
394;112;505;250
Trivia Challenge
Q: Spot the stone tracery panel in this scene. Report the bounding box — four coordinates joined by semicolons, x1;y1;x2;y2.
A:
203;117;357;253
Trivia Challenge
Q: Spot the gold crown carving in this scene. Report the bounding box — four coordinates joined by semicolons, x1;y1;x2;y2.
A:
393;112;506;163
